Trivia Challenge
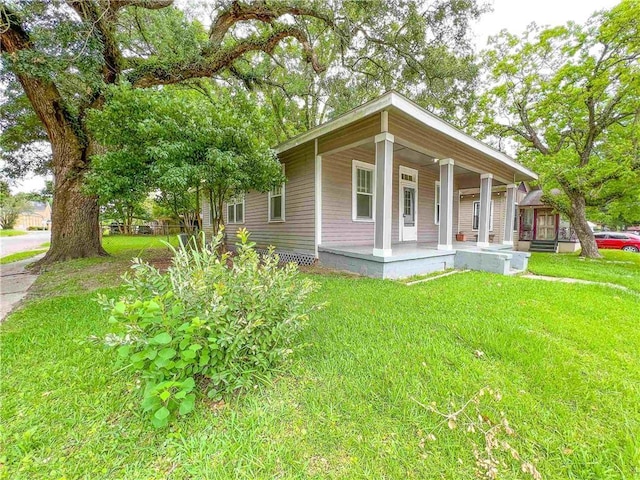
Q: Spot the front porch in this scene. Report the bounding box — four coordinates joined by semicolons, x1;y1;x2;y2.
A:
318;242;529;279
270;91;540;278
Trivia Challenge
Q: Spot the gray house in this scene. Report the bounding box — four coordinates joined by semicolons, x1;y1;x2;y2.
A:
202;92;538;278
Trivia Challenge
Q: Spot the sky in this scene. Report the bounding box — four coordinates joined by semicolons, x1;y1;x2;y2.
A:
472;0;620;51
9;0;622;193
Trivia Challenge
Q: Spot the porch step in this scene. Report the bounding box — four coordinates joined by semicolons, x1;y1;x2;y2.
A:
530;240;557;253
454;249;531;275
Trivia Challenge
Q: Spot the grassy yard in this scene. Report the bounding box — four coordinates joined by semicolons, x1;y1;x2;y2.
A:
528;249;640;293
1;241;639;479
0;229;27;237
0;249;48;265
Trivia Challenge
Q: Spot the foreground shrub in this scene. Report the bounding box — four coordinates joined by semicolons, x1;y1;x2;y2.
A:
99;229;316;427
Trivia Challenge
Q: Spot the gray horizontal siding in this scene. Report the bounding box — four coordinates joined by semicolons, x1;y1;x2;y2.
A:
222;142;316;254
321;146;446;247
458;191;507;243
322;147;375;246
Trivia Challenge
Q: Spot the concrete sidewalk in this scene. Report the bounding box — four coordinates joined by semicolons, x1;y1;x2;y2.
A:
0;254;44;321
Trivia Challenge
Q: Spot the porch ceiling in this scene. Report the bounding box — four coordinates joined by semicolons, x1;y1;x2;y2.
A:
356;142;505;185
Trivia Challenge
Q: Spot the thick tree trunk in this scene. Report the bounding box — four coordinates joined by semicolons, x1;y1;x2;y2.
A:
34;142;107;267
567;193;601;259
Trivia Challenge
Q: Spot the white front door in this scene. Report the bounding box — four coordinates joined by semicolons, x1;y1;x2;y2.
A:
399;166;418;242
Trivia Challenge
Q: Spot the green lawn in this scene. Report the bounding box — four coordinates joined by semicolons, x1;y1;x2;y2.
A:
1;243;639;479
0;249;48;265
100;234;178;254
528;249;640;293
0;229;27;237
0;235;173;267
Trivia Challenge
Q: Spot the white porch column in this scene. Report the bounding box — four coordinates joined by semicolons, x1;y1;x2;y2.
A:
477;173;493;247
503;183;517;245
437;158;454;250
373;132;394;257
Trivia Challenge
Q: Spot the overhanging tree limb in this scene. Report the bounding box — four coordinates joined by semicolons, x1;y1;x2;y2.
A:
208;1;334;48
129;24;325;88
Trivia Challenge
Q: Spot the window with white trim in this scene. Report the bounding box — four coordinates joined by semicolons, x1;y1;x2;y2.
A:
268;182;285;222
227;196;244;224
513;203;519;231
434;181;440;225
352;160;375;221
472;200;494;231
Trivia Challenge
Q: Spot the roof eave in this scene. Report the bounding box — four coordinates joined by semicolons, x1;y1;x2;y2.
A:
273;93;394;155
274;91;538;181
388;94;538;181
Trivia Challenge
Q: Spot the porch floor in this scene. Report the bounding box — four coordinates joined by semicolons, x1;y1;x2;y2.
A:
318;241;512;262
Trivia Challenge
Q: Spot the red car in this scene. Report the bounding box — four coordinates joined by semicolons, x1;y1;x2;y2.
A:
594;232;640;253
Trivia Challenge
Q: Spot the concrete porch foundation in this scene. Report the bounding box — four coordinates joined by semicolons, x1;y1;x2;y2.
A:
318;242;530;279
319;245;455;279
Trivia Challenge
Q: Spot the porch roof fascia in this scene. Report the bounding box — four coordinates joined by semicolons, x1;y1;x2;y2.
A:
274;91;538;181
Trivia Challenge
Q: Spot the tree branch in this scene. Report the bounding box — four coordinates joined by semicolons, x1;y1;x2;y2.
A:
129;24;325;88
66;0;122;85
514;99;550;155
108;0;173;11
208;1;334;48
0;4;84;155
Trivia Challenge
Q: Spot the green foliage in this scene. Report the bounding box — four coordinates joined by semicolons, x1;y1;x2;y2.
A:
85;147;152;233
87;85;283;234
241;0;488;141
476;1;640;230
0;81;50;177
0;186;31;229
98;229;316;427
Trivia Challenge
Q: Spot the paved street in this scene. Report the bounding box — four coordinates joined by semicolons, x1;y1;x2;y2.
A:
0;232;50;319
0;230;51;257
0;253;45;320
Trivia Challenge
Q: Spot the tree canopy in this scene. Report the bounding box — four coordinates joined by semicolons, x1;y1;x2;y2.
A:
229;0;488;141
1;0;488;264
476;0;640;257
0;181;30;229
87;85;283;235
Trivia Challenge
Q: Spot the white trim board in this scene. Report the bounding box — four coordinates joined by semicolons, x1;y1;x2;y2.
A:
314;140;322;257
352;160;376;222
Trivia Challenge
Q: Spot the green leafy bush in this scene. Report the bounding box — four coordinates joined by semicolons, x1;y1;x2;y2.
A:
99;229;316;427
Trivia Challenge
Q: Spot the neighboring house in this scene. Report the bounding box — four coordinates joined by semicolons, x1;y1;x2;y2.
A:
14;201;52;231
516;189;580;253
202;92;538;278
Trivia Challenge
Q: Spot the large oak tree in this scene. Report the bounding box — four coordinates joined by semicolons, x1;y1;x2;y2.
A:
477;0;640;258
0;0;331;265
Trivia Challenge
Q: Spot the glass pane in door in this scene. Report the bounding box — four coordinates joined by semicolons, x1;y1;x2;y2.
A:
537;213;556;240
403;187;415;226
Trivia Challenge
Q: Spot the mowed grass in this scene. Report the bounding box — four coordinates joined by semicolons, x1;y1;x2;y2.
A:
1;243;639;479
101;234;178;254
28;235;177;299
528;249;640;293
0;229;27;237
0;249;48;265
